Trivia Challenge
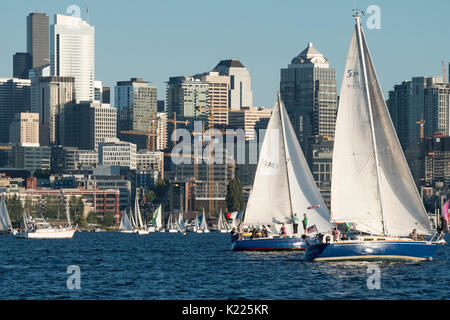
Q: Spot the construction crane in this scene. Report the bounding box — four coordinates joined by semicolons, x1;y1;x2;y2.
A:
416;115;425;140
0;146;12;150
120;128;159;152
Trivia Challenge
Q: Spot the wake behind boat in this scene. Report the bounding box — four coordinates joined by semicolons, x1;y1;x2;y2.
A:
231;94;332;251
305;12;445;261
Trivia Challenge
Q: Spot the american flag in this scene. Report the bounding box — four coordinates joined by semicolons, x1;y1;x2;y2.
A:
307;204;321;210
307;225;318;234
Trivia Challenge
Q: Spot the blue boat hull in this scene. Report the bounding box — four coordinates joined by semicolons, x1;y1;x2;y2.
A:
305;240;441;261
231;237;306;251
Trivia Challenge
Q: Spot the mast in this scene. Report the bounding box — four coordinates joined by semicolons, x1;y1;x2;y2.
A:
278;93;294;221
354;12;388;235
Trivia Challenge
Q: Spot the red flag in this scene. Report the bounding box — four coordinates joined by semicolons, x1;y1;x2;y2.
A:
307;204;320;210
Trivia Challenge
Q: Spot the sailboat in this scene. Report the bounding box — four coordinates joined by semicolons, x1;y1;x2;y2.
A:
15;201;76;239
198;208;210;233
166;212;178;233
149;204;162;232
133;192;149;235
231;93;332;251
217;209;230;233
0;194;14;235
305;12;444;261
177;212;187;234
119;209;135;233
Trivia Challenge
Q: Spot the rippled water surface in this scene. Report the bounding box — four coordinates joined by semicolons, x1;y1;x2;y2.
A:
0;232;449;299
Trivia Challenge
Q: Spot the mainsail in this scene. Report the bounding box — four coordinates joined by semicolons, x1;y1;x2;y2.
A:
0;194;12;232
244;95;332;233
152;205;162;229
134;193;144;228
331;14;432;236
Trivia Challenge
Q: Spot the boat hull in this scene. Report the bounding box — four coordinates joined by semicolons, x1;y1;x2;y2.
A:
231;237;306;251
305;240;441;261
15;229;75;239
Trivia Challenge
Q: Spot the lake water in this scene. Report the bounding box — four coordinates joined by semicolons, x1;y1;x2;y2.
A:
0;232;449;299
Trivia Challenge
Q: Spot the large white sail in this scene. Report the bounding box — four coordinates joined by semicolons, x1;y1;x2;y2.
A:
279;97;332;233
0;194;12;232
153;205;162;229
331;15;432;236
200;208;209;231
135;194;144;228
244;99;292;226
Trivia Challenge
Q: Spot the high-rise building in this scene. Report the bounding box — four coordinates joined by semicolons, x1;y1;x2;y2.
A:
388;76;450;149
94;80;103;102
9;112;39;146
102;87;110;104
27;12;49;69
62;102;117;151
0;78;31;143
166;76;208;125
228;106;272;141
157;100;165;112
387;80;412;150
212;59;253;110
36;76;75;146
29;64;51;114
51;14;95;102
194;71;230;126
156;112;168;151
280;42;337;150
13;53;32;79
115;78;157;150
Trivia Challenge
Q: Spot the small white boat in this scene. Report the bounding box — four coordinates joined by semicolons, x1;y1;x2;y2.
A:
166;213;178;233
199;208;210;233
217;209;231;233
118;209;135;233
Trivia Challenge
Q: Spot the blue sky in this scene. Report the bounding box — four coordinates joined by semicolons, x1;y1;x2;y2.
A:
1;0;449;108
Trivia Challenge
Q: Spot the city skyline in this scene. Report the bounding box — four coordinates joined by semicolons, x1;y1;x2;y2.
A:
0;0;449;108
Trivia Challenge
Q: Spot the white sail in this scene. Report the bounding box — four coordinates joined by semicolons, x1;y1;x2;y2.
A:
129;209;137;228
279;97;332;233
331;15;432;236
200;208;209;231
244;99;292;226
217;209;224;230
119;210;133;231
0;194;12;232
135;194;144;228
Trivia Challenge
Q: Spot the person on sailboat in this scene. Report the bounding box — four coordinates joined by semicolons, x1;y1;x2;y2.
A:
409;229;418;240
261;225;269;238
332;226;340;242
302;214;308;234
292;214;299;234
279;223;287;237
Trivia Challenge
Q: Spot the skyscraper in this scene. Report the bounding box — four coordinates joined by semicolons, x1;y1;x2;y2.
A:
212;59;253;110
9;112;39;146
13;53;32;79
36;76;75;146
166;76;208;135
27;12;49;69
280;42;337;150
0;78;31;143
194;71;230;126
388;76;450;150
51;14;95;102
115;78;157;150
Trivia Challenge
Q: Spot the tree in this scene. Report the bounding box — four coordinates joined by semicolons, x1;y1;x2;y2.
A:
33;169;50;179
226;178;245;212
87;211;98;224
145;190;156;203
5;194;23;224
75;215;87;228
102;212;115;227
